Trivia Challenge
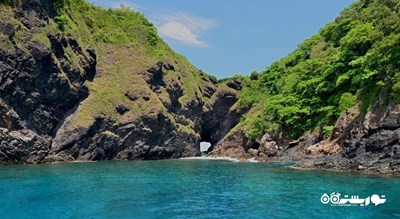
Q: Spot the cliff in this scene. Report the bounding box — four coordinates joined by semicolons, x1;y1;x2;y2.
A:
0;0;246;163
2;0;400;175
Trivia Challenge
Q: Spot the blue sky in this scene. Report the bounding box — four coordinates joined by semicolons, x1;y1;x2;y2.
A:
89;0;356;78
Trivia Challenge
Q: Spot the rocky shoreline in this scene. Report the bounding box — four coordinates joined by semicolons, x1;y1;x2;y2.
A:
209;102;400;175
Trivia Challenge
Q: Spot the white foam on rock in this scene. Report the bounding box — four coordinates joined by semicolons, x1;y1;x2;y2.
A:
247;157;259;163
179;156;240;162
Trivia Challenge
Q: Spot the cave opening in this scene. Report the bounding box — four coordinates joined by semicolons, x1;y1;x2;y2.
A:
200;127;213;153
200;142;211;153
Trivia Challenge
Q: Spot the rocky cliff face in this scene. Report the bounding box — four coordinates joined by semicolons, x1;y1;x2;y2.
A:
295;103;400;175
46;61;246;162
0;1;246;164
212;100;400;175
0;0;96;164
4;0;397;176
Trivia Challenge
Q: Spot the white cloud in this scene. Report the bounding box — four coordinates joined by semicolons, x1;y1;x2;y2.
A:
157;13;216;47
159;21;205;47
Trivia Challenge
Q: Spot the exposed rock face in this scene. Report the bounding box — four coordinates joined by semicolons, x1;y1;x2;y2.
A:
258;134;279;157
46;59;247;161
202;87;247;146
283;104;400;174
210;130;249;158
213;96;400;174
0;128;50;164
300;105;400;174
48;111;200;161
0;0;96;164
1;1;398;176
0;1;247;164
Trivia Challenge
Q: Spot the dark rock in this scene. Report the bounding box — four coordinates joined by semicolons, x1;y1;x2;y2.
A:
16;0;50;29
146;61;165;91
50;108;201;161
201;89;242;145
202;85;216;98
226;79;243;91
163;63;175;71
0;100;23;131
164;80;183;112
0;22;16;37
143;95;150;101
125;91;138;101
86;47;97;61
116;104;130;115
27;42;51;61
292;106;400;175
80;131;120;161
0;129;50;164
0;2;96;163
0;1;247;165
66;37;81;53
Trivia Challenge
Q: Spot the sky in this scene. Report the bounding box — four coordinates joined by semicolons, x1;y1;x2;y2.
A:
89;0;356;78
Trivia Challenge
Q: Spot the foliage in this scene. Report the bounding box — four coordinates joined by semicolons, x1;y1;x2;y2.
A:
240;0;400;141
338;92;356;115
54;0;65;12
209;75;218;83
250;71;259;80
54;15;66;31
38;0;216;130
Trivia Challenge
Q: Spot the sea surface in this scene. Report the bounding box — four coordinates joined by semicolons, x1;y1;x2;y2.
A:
0;159;399;219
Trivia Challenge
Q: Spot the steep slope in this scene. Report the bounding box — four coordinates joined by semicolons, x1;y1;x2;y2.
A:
0;0;96;163
213;0;400;174
0;0;246;163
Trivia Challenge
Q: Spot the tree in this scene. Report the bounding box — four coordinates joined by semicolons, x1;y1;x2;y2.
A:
250;71;259;80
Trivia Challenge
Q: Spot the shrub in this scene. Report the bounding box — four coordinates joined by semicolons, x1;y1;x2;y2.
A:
147;25;158;46
54;15;66;31
250;71;259;80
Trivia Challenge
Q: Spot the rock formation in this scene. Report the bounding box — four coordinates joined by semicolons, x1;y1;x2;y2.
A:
0;0;246;163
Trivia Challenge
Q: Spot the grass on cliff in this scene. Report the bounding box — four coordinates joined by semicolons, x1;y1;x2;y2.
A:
1;0;216;132
239;0;400;141
48;0;216;130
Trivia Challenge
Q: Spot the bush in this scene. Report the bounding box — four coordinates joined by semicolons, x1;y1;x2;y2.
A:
209;75;217;84
54;15;66;31
323;126;334;137
338;92;356;115
147;25;158;46
250;71;259;80
54;0;65;12
238;0;400;141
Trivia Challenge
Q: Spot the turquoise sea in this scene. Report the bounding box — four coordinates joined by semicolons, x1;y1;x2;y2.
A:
0;159;399;219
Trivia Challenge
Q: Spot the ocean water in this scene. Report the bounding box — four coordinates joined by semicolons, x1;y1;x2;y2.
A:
0;160;399;219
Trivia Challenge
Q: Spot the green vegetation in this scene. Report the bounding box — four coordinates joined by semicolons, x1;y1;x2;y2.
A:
44;0;217;130
54;15;66;31
239;0;400;141
1;0;217;130
6;0;398;145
